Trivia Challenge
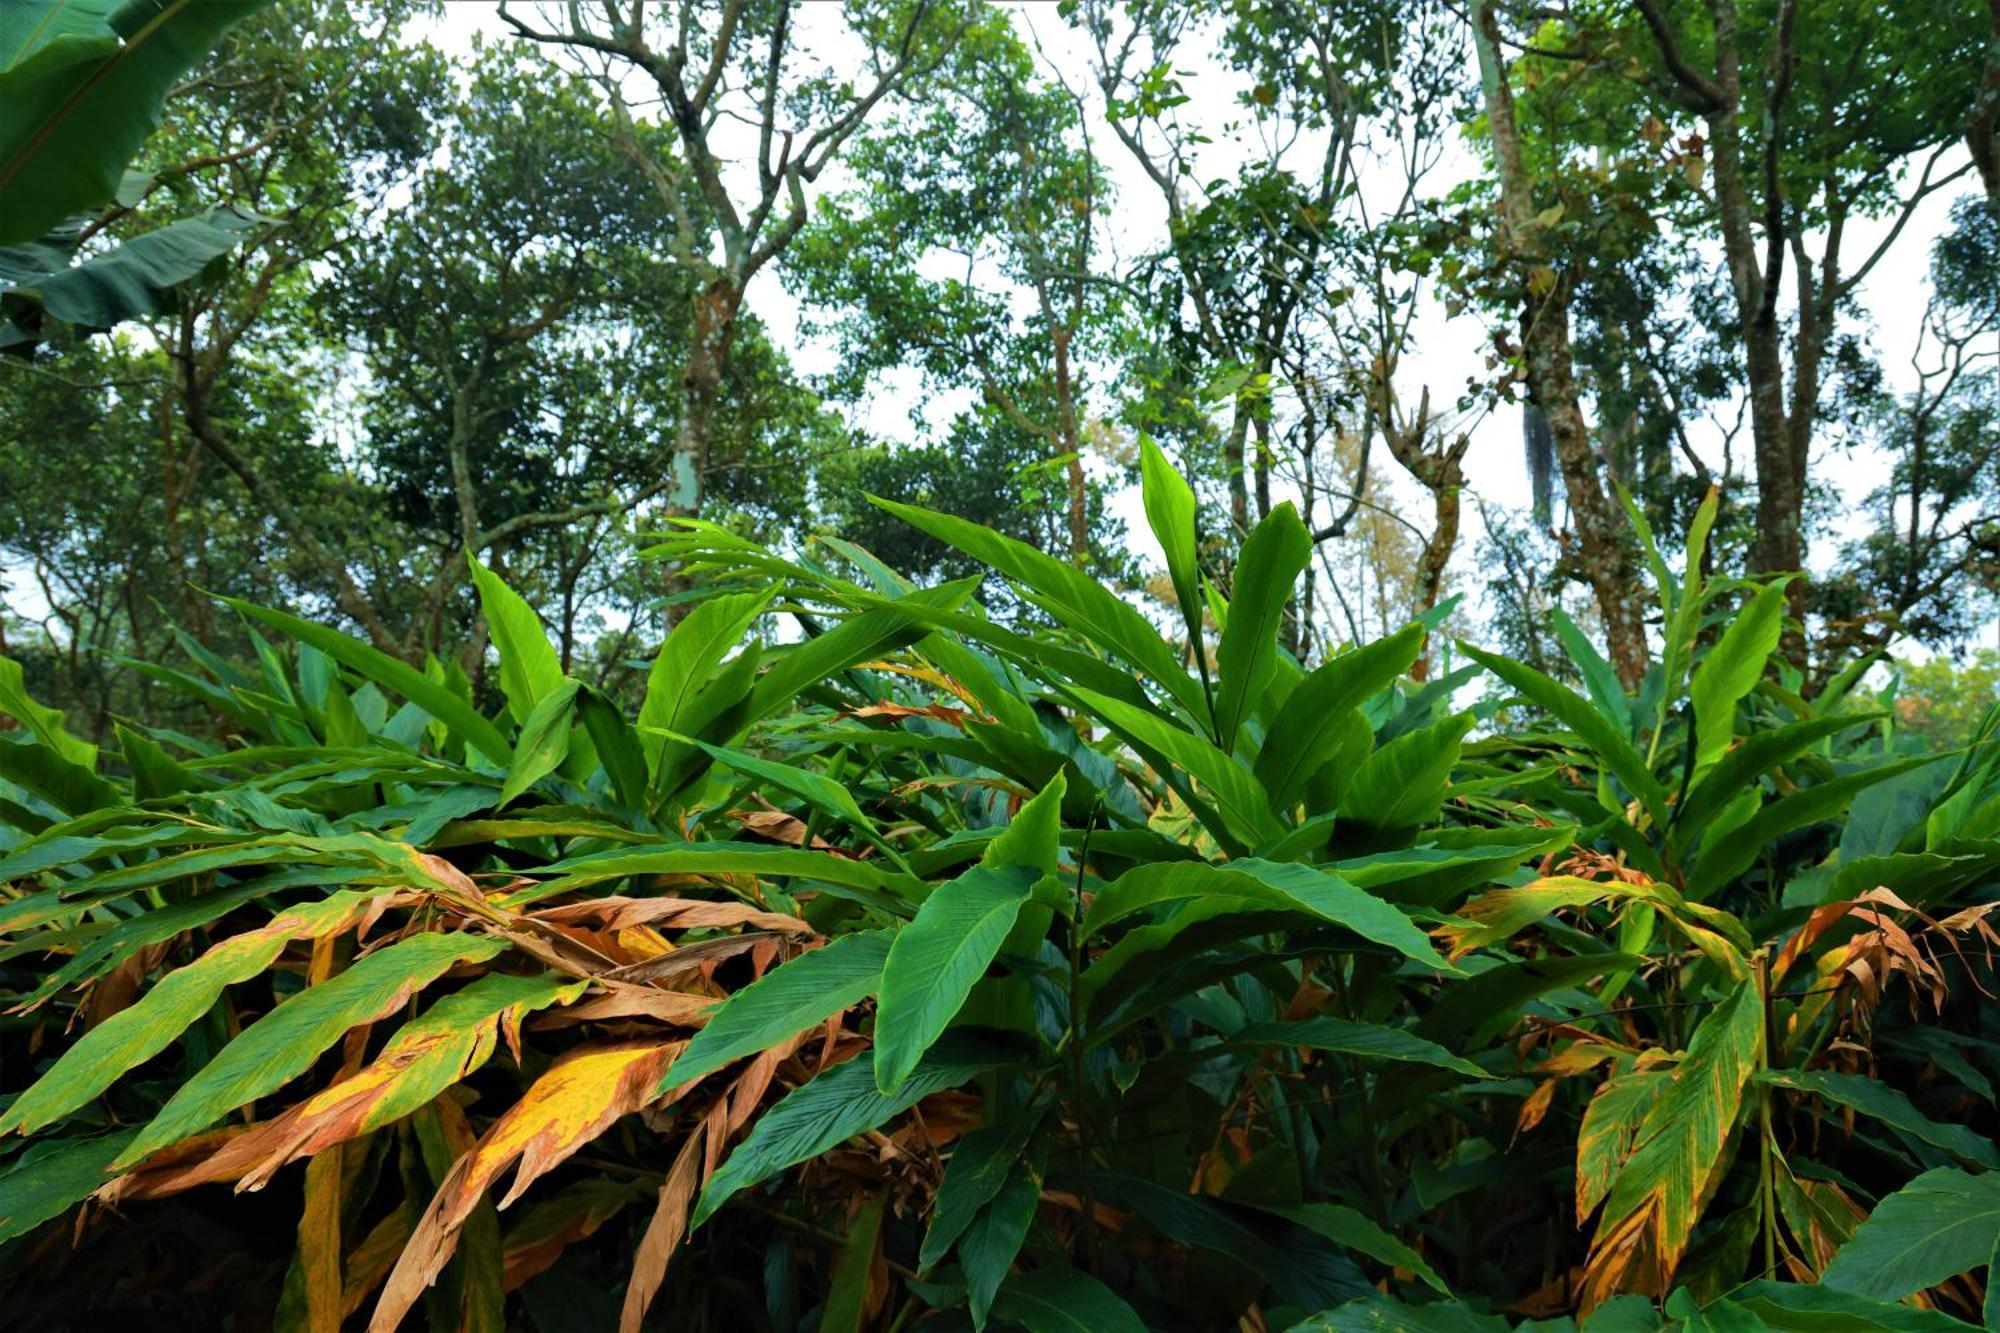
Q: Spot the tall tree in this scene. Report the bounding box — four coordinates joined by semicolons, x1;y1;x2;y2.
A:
790;12;1116;563
1625;0;1988;658
1469;0;1653;685
496;0;974;523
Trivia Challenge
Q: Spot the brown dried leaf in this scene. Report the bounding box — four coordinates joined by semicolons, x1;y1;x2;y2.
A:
531;896;810;936
619;1124;706;1333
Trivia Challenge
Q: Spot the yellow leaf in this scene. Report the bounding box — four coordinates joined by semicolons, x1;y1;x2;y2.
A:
369;1040;684;1333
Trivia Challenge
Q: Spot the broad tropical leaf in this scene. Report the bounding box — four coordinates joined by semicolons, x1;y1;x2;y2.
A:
1821;1167;2000;1302
693;1036;1006;1227
1213;502;1310;748
873;862;1038;1092
469;556;563;725
1582;981;1762;1303
663;930;892;1094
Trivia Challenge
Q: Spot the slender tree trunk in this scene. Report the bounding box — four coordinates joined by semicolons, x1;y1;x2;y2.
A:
674;275;744;519
1253;410;1274;523
1473;0;1651;686
1224;401;1251;536
661;275;744;622
1705;40;1805;612
1970;0;2000;205
1052;326;1090;560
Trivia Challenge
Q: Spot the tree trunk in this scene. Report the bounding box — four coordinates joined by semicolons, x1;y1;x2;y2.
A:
1706;51;1805;605
1224;401;1251;537
1253;409;1274;523
1052;326;1090;561
1473;0;1651;687
1524;309;1652;688
661;275;743;622
1970;0;2000;205
674;275;744;519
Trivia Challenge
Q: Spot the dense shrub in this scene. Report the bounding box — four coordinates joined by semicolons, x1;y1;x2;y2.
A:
1;457;1996;1330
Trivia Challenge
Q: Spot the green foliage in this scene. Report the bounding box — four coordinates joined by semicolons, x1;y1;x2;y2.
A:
2;442;1998;1333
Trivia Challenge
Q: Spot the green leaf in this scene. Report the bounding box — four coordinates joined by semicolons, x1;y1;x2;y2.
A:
528;841;917;907
920;1105;1047;1271
1720;1281;1976;1331
0;650;95;767
1460;644;1668;831
1672;711;1883;851
746;581;975;728
1084;1172;1361;1308
576;684;647;809
1415;952;1645;1044
0;733;119;815
0;1127;138;1242
1;207;263;348
1232;1017;1488;1078
469;555;563;725
1289;1295;1510;1331
989;1265;1147;1333
820;1191;886;1333
1551;608;1629;732
1214;503;1310;748
1688;754;1947;898
114;931;507;1166
874;864;1038;1093
0;0;278;245
1341;711;1474;838
872;496;1207;722
2;1;126;67
1257;1202;1451;1294
1255;623;1422;810
693;1036;1005;1227
1083;859;1444;969
1655;485;1721;706
1140;436;1206;658
980;770;1064;877
1690;581;1788;774
499;679;579;808
637;589;771;766
1760;1069;1999;1168
1821;1167;2000;1301
663;931;892;1094
1066;685;1282;849
222;596;511;767
670;734;881;840
1077;897;1293;1009
963;1163;1040;1328
0;889;389;1136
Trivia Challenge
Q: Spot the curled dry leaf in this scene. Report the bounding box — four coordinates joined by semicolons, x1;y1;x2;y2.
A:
532;985;717;1030
530;896;811;936
845;700;972;727
601;932;773;984
619;1121;707;1333
369;1039;687;1332
733;808;833;848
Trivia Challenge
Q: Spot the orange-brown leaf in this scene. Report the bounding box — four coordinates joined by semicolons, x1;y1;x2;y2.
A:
369;1039;684;1332
619;1123;706;1333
